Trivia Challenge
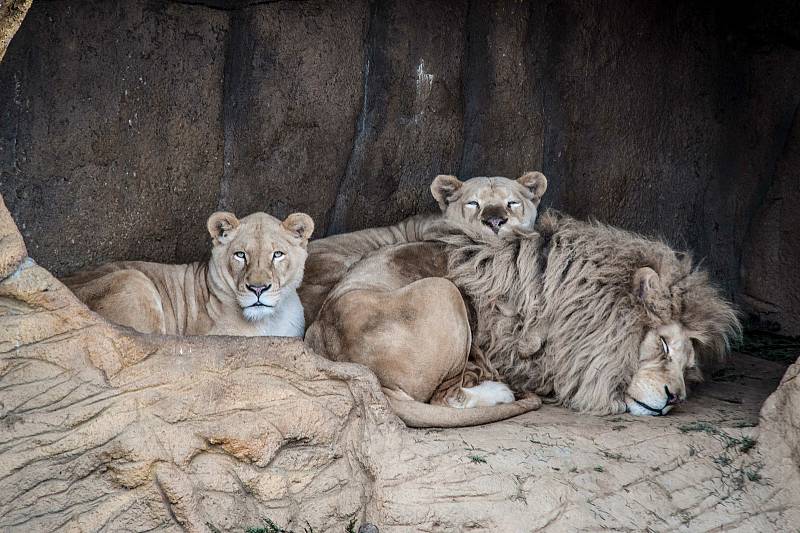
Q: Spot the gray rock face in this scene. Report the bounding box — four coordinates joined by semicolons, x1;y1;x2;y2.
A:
1;0;799;333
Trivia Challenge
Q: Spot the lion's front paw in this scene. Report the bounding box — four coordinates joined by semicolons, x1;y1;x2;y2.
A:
456;381;516;408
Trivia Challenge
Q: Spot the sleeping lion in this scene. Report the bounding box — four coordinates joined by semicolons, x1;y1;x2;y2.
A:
300;171;548;324
303;172;549;427
440;210;740;416
64;210;314;337
302;172;739;420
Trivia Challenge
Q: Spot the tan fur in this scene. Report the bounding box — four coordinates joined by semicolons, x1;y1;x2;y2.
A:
301;173;549;427
305;241;540;428
299;214;442;325
300;172;548;324
431;172;547;237
64;211;314;337
437;209;741;415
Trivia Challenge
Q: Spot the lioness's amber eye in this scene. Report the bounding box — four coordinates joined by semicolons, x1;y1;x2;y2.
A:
273;251;285;260
234;251;246;260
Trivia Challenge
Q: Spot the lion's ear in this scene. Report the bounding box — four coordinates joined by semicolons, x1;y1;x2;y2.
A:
430;174;463;211
517;171;548;201
632;266;664;309
207;211;240;244
282;213;314;246
685;365;704;383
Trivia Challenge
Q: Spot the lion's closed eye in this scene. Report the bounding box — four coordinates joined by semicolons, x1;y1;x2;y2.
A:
660;336;670;355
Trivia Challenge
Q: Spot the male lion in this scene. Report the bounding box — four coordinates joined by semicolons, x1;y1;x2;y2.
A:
302;172;549;427
64;211;314;337
440;209;741;415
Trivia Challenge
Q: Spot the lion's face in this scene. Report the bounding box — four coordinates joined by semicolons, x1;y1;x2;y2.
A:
207;211;314;322
430;172;547;237
624;267;705;416
625;323;699;416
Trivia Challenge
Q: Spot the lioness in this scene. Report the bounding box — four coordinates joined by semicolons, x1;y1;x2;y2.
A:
430;171;547;236
303;172;549;427
64;211;314;337
299;171;548;324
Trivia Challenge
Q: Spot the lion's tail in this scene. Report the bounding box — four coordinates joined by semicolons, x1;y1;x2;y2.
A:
382;388;541;428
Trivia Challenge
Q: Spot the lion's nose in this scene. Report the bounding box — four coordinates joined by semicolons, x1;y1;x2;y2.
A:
665;385;680;405
246;284;271;297
482;216;508;233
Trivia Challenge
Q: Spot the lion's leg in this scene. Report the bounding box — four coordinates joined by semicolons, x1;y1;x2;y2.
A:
72;269;166;334
315;277;471;403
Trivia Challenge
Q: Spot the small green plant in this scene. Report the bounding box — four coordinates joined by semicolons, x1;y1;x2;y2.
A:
678;421;717;434
679;421;757;453
713;455;732;467
345;516;357;533
738;436;756;453
593;465;604;473
245;518;316;533
745;469;762;482
245;517;290;533
469;454;488;464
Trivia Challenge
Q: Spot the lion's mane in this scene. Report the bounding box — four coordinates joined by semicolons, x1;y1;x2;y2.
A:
435;209;741;414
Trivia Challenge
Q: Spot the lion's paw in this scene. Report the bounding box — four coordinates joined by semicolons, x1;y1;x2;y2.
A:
455;381;516;408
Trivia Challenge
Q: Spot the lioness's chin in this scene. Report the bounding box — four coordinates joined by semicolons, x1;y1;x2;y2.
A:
242;305;275;322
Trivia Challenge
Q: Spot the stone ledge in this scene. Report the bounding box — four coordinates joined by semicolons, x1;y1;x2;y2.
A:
1;195;799;531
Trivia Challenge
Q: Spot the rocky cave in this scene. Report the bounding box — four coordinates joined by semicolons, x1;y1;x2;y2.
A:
1;1;799;531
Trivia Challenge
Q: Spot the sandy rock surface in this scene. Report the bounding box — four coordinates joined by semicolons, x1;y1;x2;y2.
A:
1;196;799;531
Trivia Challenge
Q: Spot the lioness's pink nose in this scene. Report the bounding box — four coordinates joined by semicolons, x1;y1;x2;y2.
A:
482;217;508;233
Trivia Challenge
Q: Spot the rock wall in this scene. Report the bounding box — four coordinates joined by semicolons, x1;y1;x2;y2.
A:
1;0;799;334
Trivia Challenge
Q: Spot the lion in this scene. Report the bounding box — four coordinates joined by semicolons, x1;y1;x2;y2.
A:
301;172;550;427
304;240;542;428
430;171;547;236
439;209;741;415
299;172;548;324
303;170;738;418
63;211;314;337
